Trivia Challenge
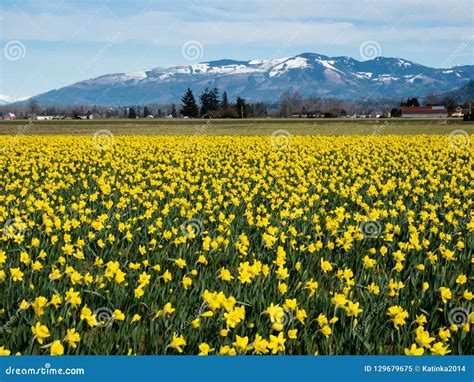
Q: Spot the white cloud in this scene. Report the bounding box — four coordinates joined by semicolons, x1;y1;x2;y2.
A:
1;0;472;45
1;0;472;97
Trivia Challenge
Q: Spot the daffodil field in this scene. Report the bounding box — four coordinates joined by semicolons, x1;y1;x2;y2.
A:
0;134;472;356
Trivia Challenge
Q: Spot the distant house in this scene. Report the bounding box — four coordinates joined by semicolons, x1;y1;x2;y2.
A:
297;111;326;118
74;114;94;120
451;106;464;117
370;111;384;118
4;112;16;120
400;106;448;118
36;115;54;120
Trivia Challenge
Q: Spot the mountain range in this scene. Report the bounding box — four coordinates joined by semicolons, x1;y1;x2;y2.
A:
13;53;474;106
442;80;474;103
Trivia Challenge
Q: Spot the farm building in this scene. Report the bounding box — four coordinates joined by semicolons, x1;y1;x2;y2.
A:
3;112;16;120
451;106;464;117
400;106;447;118
370;111;391;118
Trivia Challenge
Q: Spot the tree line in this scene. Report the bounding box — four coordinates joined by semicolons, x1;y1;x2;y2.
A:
179;88;266;118
1;90;469;120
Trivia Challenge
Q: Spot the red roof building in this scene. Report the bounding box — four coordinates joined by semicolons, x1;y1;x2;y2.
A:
400;106;448;118
3;112;16;120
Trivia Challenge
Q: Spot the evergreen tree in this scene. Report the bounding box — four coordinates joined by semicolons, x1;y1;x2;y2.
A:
401;98;420;107
143;106;151;117
180;88;199;117
199;88;209;116
171;104;177;118
390;108;401;117
200;87;220;117
128;107;137;119
218;91;239;118
221;91;229;109
210;88;220;111
235;97;247;118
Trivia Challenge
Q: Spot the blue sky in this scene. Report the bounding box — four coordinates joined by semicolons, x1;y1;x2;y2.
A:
1;0;473;98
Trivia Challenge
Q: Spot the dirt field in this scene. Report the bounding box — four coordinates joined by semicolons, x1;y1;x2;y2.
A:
0;118;472;136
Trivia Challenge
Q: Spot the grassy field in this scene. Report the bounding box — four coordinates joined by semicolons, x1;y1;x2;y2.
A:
0;118;473;136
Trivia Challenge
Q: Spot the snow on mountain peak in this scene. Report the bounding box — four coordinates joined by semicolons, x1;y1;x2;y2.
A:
0;94;30;105
248;59;266;65
268;56;308;77
397;59;412;68
314;58;343;73
121;71;148;81
189;62;256;75
156;56;308;79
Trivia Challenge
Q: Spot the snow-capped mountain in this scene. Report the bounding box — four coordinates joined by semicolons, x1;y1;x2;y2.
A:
0;95;30;105
28;53;474;106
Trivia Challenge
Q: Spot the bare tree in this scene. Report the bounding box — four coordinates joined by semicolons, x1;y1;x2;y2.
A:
278;90;303;117
27;99;40;117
